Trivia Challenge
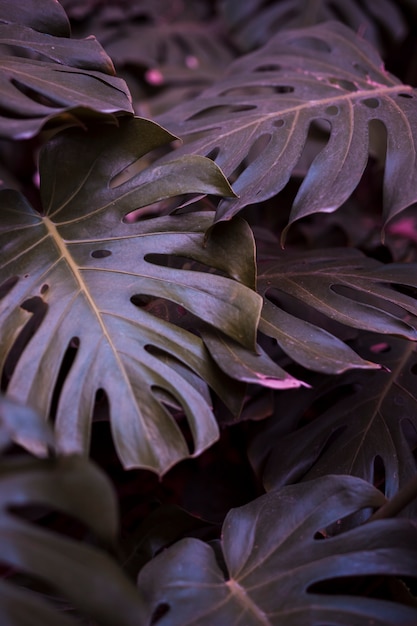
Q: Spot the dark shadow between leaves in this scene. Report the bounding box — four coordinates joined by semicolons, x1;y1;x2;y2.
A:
1;296;48;392
49;337;80;424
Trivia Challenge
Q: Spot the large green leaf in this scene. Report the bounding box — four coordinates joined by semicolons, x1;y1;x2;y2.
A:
251;335;417;512
0;2;134;139
0;116;263;473
258;247;417;373
138;475;417;625
0;396;146;626
156;22;417;236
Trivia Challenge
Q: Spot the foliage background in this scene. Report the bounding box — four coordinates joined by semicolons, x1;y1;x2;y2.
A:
2;0;417;624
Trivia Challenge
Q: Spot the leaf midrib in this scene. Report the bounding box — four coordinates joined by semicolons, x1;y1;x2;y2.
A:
179;84;413;140
43;216;137;407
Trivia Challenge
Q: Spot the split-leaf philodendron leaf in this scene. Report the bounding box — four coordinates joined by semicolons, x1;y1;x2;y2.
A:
257;247;417;374
0;395;146;626
156;21;417;240
221;0;407;53
138;474;417;625
0;0;134;139
255;335;417;515
0;116;267;474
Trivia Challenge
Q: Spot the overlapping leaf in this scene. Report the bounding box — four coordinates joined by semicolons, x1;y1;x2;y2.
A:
252;335;417;514
0;396;146;626
0;116;264;473
0;0;70;36
156;22;417;237
258;246;417;373
220;0;408;52
138;475;417;625
0;3;134;139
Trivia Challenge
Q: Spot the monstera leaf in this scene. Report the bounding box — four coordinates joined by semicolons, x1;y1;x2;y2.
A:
0;395;146;626
0;0;134;139
0;116;264;473
156;21;417;237
138;475;417;625
251;335;417;514
220;0;408;52
0;0;70;36
257;246;417;373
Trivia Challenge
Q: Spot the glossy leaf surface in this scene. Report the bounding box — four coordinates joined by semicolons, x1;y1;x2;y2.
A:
221;0;407;52
157;22;417;236
0;5;133;139
0;397;145;626
138;475;417;625
0;117;262;473
254;335;417;512
258;247;417;373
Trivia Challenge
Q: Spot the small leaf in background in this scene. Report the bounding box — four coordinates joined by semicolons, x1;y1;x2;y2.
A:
220;0;408;53
59;0;237;116
138;475;417;625
250;334;417;518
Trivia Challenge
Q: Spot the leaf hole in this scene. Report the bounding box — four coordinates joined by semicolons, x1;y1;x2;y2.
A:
274;119;285;128
232;104;258;113
152;385;195;455
123;198;177;223
131;295;176;322
1;296;48;392
92;388;110;423
398;92;413;99
91;249;112;258
109;143;170;188
40;283;49;294
206;147;220;161
247;133;272;163
254;64;282;72
308;575;400;597
291;118;331;179
370;342;391;354
49;336;80;423
0;276;19;300
274;85;294;94
186;105;239;122
150;602;170;624
325;105;339;116
373;455;386;493
362;97;380;109
220;85;292;97
353;62;369;77
328;77;358;91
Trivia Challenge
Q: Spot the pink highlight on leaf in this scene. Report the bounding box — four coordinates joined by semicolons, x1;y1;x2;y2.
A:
145;68;164;85
185;55;199;69
387;217;417;243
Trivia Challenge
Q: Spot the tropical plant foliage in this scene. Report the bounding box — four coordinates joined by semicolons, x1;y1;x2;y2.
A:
1;0;417;624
